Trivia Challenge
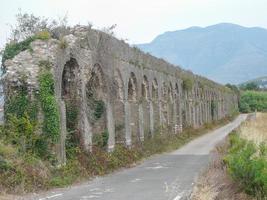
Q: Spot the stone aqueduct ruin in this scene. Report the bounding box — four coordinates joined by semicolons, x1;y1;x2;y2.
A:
3;26;238;163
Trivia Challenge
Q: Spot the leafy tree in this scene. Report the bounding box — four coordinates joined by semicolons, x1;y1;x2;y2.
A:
241;82;259;91
239;91;267;113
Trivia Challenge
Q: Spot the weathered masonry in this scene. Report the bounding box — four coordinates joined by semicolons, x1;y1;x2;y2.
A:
3;26;238;163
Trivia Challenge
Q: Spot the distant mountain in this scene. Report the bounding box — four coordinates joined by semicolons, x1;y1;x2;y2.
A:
240;76;267;89
137;23;267;84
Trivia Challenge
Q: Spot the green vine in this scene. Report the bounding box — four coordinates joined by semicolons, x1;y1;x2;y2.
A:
38;62;60;143
4;85;38;121
2;30;51;68
93;100;105;120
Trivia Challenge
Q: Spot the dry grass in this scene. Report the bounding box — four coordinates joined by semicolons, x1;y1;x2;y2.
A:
192;113;267;200
191;139;254;200
240;113;267;145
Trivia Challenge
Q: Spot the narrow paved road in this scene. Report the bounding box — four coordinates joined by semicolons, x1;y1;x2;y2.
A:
24;115;247;200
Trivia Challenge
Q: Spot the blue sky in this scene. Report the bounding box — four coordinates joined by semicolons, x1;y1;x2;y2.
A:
0;0;267;48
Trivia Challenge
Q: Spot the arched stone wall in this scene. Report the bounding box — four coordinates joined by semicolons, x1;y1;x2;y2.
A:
86;64;108;147
3;27;239;162
151;78;160;134
140;75;150;139
127;72;140;144
114;68;125;144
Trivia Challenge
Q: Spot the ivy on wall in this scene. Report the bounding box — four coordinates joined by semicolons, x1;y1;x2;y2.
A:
4;85;38;121
93;100;105;120
2;31;51;68
38;61;60;143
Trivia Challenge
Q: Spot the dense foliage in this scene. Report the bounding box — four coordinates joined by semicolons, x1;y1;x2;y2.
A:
0;112;235;193
2;31;51;67
38;62;60;143
225;83;240;96
225;133;267;198
240;82;260;91
4;85;38;120
182;78;193;91
239;91;267;113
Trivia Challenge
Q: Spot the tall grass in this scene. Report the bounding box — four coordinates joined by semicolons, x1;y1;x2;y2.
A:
225;113;267;199
240;113;267;144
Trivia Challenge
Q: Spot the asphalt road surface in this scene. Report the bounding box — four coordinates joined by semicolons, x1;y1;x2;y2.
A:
22;114;247;200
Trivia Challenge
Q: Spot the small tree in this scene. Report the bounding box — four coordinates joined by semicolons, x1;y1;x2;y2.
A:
241;82;259;91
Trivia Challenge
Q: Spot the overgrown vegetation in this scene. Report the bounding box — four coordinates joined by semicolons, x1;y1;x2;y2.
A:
2;30;51;67
192;114;267;200
58;37;68;49
225;83;241;96
239;91;267;113
38;61;60;143
182;77;193;91
92;130;109;149
1;10;69;68
225;133;267;198
240;82;260;91
191;136;253;200
0;111;236;194
93;100;105;120
0;60;62;193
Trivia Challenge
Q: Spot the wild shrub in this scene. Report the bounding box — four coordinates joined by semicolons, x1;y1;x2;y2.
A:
239;91;267;113
4;85;38;121
58;37;68;49
182;78;193;91
225;133;267;198
92;130;109;149
35;30;51;40
2;37;35;65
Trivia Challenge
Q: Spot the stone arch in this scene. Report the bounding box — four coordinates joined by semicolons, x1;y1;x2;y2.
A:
152;78;158;100
114;69;125;144
140;75;150;139
87;64;107;99
114;69;123;101
175;83;181;129
196;87;199;99
61;58;80;152
161;81;168;128
128;72;137;101
175;83;179;97
151;78;160;132
168;82;173;102
183;101;188;127
141;75;149;100
127;72;139;144
62;58;79;100
86;63;108;148
167;82;174;130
